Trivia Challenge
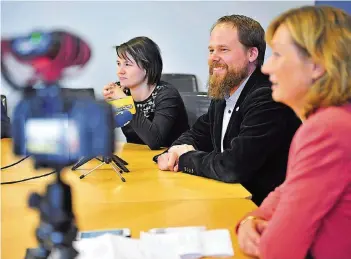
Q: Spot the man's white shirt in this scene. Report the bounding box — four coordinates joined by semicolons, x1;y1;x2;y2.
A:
221;76;250;152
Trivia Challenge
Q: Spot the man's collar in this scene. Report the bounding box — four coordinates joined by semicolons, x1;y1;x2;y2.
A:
225;71;253;101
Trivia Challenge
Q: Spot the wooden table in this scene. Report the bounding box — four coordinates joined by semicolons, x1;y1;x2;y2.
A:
1;139;255;259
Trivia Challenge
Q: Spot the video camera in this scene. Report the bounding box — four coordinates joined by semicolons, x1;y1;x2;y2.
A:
1;30;115;168
1;30;115;259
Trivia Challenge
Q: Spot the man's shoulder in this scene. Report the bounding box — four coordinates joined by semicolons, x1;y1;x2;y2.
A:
241;83;299;120
240;68;272;100
248;68;271;88
242;85;273;106
250;85;272;97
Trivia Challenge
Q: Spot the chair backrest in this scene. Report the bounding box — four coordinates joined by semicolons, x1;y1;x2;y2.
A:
180;92;211;127
161;73;198;92
1;95;8;116
61;88;95;100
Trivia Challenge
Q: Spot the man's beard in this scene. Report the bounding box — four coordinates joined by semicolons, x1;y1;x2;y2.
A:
208;63;249;100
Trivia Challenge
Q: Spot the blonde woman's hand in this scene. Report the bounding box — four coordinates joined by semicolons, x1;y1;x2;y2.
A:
237;217;268;257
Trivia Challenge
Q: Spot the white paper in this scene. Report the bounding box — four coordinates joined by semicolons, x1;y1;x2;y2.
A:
201;229;234;257
148;226;206;234
141;231;202;259
73;233;180;259
69;227;234;259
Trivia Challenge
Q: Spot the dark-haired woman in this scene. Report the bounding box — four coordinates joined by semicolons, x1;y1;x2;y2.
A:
103;36;189;150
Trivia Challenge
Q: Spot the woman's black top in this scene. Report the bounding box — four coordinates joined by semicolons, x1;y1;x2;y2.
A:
121;82;189;150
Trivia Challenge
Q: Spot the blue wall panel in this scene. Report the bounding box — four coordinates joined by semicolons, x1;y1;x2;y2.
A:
315;1;351;14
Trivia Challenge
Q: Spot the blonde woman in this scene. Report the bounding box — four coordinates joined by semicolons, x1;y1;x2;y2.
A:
236;5;351;259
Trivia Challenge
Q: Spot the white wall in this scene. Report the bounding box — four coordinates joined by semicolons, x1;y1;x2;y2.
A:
1;0;313;119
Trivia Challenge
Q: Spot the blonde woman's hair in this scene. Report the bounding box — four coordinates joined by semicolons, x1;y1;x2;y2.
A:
266;5;351;118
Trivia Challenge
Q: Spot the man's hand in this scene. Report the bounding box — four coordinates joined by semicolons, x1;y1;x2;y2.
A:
168;144;195;157
157;152;179;171
237;217;268;257
157;144;195;172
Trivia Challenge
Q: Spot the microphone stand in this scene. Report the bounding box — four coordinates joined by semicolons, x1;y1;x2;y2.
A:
72;155;128;182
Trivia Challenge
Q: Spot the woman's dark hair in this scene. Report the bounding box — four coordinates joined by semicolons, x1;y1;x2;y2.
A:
115;36;163;85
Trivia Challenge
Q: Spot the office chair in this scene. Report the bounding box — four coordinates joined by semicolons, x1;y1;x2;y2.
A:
61;88;130;179
61;87;95;99
161;73;198;92
179;92;212;127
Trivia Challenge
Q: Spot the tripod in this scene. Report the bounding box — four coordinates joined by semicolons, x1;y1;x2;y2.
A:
25;169;78;259
72;155;128;182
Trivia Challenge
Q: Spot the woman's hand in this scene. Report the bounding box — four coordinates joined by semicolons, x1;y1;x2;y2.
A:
103;82;127;100
237;217;268;257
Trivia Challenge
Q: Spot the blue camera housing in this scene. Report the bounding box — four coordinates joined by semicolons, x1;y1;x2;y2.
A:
11;86;115;168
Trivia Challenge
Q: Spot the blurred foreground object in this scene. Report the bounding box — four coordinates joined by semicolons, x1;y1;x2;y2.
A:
1;30;115;259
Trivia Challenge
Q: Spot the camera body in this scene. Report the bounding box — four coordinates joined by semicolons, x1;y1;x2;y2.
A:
12;85;115;168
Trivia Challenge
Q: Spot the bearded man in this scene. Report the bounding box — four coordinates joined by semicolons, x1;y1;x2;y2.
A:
155;15;301;205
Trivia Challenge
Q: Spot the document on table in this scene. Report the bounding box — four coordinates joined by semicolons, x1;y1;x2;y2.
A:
70;226;234;259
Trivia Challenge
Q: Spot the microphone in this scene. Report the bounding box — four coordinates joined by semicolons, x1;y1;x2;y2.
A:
115;110;133;127
107;96;136;128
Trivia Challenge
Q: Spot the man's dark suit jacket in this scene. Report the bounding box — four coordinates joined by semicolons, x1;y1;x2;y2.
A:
155;68;301;205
